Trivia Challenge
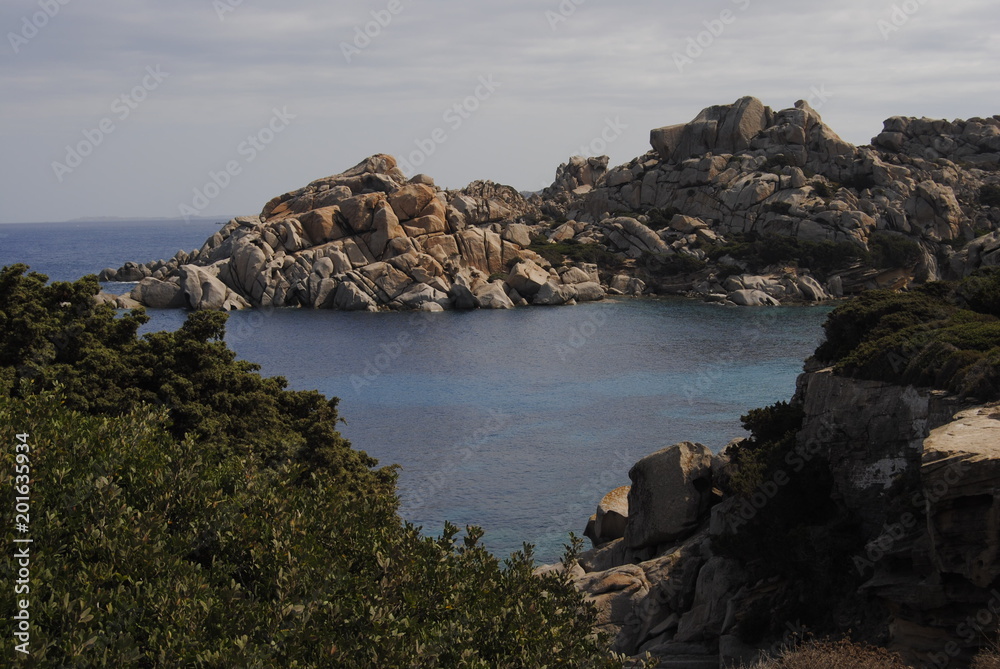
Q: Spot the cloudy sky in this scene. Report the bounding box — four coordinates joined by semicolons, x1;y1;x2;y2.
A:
1;0;997;223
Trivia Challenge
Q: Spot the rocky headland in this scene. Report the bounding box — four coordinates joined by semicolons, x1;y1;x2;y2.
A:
538;270;1000;667
98;96;1000;312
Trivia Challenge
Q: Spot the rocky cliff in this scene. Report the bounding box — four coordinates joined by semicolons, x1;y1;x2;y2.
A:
549;371;999;667
99;96;1000;312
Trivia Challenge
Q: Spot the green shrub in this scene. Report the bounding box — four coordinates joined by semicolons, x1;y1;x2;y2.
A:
0;265;640;668
527;239;623;271
868;231;923;269
642;252;706;277
958;267;1000;317
814;276;1000;400
706;233;868;279
980;184;1000;207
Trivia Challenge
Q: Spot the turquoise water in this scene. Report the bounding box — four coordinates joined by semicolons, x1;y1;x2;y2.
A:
2;220;831;562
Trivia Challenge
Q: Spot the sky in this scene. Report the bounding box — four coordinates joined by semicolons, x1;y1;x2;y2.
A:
1;0;998;223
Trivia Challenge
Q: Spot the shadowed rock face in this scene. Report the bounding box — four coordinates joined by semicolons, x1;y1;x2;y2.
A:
557;369;1000;667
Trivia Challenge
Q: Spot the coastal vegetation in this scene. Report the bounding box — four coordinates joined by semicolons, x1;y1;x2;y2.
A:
0;265;639;668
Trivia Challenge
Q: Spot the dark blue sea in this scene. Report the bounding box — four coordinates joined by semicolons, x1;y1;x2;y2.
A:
1;219;832;562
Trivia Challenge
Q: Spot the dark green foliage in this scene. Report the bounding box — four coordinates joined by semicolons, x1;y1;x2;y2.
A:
763;154;795;172
2;394;625;668
714;401;859;614
980;184;1000;207
812;181;834;199
868;231;923;269
0;265;636;667
814;276;1000;400
527;238;623;271
959;267;1000;317
642;252;706;277
706;233;868;279
841;173;877;192
725;401;805;498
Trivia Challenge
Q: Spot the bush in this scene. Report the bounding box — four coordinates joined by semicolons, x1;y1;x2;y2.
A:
0;265;639;667
707;233;868;279
641;252;706;277
868;230;923;269
958;267;1000;317
980;184;1000;207
814;278;1000;400
527;239;623;270
973;647;1000;669
746;638;908;669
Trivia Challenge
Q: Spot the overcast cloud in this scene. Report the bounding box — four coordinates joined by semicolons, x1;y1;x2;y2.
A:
1;0;997;223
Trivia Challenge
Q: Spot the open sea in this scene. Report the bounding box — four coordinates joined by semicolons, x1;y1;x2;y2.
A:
2;218;832;562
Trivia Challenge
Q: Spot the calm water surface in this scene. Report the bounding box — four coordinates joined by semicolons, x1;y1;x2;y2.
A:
3;220;831;561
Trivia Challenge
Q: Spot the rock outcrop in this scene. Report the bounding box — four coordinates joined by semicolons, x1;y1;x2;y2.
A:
104;97;1000;310
543;372;1000;667
107;155;606;312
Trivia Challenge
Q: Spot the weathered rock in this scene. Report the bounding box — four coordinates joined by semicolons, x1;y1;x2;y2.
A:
625;442;713;549
575;564;650;653
506;259;551;297
130;277;186;309
921;405;1000;588
333;281;378;311
728;289;780;307
474;281;515;309
595;486;630;544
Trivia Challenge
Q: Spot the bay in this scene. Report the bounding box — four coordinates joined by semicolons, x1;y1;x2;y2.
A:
1;220;831;562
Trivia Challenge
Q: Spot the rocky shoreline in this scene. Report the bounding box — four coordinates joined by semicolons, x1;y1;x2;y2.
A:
540;370;1000;668
97;96;999;313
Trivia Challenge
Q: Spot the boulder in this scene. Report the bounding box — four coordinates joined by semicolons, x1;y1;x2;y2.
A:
506;259;551;297
921;406;1000;588
575;564;651;654
594;486;630;544
624;442;713;549
474;281;515;309
396;283;450;310
532;280;574;306
727;289;780;307
333;281;377;311
130;278;186;309
651;96;770;163
178;264;236;311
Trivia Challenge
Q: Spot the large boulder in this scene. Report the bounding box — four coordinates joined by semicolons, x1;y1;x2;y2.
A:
624;442;714;549
130;278;186;309
651;96;770;163
594;486;630;544
506;259;551;297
